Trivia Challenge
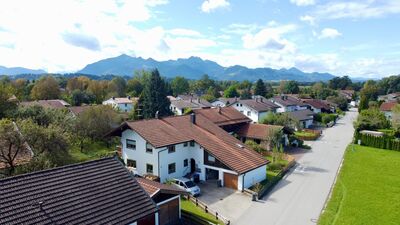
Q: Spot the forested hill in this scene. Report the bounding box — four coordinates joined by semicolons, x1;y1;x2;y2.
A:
78;54;336;82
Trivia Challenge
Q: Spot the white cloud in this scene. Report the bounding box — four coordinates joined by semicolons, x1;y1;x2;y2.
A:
167;28;202;37
318;28;342;39
221;23;260;35
314;0;400;20
201;0;230;13
300;15;316;26
290;0;316;6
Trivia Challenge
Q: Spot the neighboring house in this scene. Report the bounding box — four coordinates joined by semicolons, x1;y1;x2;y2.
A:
103;96;137;112
170;99;212;115
107;114;268;191
236;123;290;150
193;106;252;133
339;90;355;101
378;92;400;102
301;99;335;113
136;177;187;225
287;109;315;129
19;99;70;109
380;101;398;119
211;97;238;107
68;105;92;117
0;157;159;225
229;97;280;123
270;95;308;113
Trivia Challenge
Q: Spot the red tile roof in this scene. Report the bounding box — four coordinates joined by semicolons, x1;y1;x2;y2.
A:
301;99;332;110
236;124;283;140
380;101;398;111
193;107;251;126
109;115;268;174
136;177;187;197
20;100;70;109
69;105;91;116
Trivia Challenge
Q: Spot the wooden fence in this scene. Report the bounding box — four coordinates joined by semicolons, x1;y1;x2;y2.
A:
184;195;230;225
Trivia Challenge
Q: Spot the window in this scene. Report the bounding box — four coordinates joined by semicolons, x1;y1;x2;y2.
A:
247;111;251;116
208;155;216;162
240;103;243;107
146;164;153;174
236;103;239;106
126;139;136;150
184;159;188;167
127;159;136;168
189;141;195;147
168;163;176;174
168;145;175;153
146;142;153;153
183;142;188;147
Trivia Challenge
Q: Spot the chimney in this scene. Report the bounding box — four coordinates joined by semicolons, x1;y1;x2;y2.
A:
128;96;131;100
197;98;200;103
260;97;263;103
155;111;159;119
190;98;192;103
218;106;221;114
190;113;196;124
255;98;258;102
235;96;237;102
112;96;115;100
281;95;284;100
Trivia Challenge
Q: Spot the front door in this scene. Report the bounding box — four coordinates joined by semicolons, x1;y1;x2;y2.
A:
190;158;195;173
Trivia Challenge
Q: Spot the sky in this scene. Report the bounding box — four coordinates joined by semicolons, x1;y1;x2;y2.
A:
0;0;399;78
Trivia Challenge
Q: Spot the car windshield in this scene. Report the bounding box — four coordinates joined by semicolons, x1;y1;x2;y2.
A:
184;181;196;188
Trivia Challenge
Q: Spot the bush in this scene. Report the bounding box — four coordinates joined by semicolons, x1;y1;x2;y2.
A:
268;162;284;171
354;132;400;151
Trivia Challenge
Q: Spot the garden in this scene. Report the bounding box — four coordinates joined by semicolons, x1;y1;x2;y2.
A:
181;197;225;225
294;129;321;141
318;145;400;225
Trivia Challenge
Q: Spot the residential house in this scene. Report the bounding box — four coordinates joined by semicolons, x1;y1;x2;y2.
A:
0;157;159;225
136;177;187;225
211;97;238;107
339;90;355;101
270;95;308;113
380;101;398;119
193;106;252;133
170;98;212;115
287;109;315;129
68;105;92;117
19;99;70;109
378;92;400;102
236;123;290;150
229;97;280;123
302;99;335;113
107;114;269;191
103;96;137;112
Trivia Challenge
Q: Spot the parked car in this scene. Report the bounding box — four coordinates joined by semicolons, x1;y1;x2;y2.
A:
173;177;201;196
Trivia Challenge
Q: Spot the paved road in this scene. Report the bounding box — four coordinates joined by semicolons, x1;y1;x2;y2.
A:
234;109;358;225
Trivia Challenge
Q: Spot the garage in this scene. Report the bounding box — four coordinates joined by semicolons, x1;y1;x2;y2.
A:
158;197;179;225
223;172;238;189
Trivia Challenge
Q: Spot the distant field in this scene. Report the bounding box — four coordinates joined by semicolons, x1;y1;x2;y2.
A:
319;145;400;225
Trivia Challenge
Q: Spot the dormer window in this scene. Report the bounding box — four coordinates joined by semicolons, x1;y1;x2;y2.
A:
146;142;153;153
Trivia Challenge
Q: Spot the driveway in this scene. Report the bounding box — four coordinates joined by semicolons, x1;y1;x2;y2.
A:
228;109;357;225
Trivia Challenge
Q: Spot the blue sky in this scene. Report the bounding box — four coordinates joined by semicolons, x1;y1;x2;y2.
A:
0;0;399;78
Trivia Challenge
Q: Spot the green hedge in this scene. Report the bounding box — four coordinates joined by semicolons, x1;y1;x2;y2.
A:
354;132;400;151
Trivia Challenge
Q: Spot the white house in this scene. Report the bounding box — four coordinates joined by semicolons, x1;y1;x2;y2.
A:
380;101;397;119
229;97;280;123
170;99;212;115
102;96;137;112
270;95;308;113
108;114;268;191
287;109;315;129
211;97;238;107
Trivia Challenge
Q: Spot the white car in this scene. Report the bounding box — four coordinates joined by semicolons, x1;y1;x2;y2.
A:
173;177;201;196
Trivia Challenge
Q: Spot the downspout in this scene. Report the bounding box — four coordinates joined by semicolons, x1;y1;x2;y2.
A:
158;148;168;179
242;172;246;192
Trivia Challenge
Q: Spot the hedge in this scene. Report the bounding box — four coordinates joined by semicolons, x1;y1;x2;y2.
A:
354;132;400;151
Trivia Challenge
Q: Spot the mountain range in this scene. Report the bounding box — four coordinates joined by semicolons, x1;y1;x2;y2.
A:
1;54;336;81
78;54;336;82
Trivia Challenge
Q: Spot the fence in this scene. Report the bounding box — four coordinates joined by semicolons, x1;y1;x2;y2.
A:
354;132;400;151
181;210;218;225
245;157;296;199
184;195;230;225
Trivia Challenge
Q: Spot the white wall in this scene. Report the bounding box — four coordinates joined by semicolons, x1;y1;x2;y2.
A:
238;165;267;190
211;100;226;107
122;129;159;177
118;103;133;112
232;103;260;123
170;104;184;115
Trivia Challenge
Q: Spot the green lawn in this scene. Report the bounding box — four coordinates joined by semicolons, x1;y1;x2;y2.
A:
181;198;224;225
295;131;318;137
69;141;116;163
319;145;400;225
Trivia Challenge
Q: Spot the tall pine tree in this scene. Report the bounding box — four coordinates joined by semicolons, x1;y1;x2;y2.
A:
141;69;172;119
254;79;266;97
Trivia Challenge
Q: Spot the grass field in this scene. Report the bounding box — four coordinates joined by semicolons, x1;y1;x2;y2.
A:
69;141;116;163
181;198;224;225
319;145;400;225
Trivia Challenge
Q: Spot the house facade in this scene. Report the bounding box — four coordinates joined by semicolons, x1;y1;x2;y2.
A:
108;114;268;191
287;109;315;129
102;96;136;112
229;98;279;123
271;95;308;113
170;99;211;115
380;101;397;119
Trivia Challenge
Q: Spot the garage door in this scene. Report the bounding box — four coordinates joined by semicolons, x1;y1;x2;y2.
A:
223;172;238;189
159;198;179;225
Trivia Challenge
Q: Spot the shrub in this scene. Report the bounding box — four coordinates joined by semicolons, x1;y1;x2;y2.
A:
268;162;284;171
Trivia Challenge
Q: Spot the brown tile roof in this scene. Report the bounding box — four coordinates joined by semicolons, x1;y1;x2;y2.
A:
287;109;315;121
109;115;268;174
235;98;280;112
69;105;91;116
193;107;251;126
20;99;70;109
0;157;157;225
111;97;138;104
301;99;332;110
271;95;306;107
380;101;398;111
136;177;187;197
236;124;283;140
